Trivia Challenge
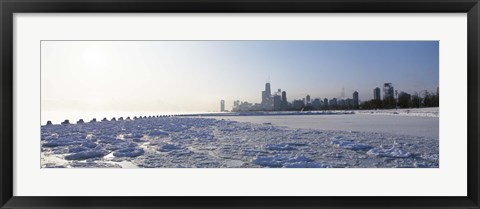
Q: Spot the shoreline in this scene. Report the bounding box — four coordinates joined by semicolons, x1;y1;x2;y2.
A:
42;107;439;126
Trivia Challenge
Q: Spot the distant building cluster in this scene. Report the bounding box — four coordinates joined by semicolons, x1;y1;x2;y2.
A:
230;81;360;112
227;81;439;112
363;83;439;109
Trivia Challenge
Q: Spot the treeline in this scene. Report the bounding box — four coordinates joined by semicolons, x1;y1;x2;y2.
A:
361;90;439;109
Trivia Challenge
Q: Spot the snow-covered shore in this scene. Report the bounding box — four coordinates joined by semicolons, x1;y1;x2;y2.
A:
41;116;439;168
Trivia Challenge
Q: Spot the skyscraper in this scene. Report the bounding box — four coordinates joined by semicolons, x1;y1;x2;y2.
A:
353;91;359;108
281;91;288;110
220;100;225;112
383;83;394;100
306;95;311;104
312;98;321;109
273;95;282;111
261;82;273;110
373;87;381;101
265;82;271;95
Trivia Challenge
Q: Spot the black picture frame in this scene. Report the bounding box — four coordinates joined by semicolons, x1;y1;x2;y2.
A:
1;0;479;208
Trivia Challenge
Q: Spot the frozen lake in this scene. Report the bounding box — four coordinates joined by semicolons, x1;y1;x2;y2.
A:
41;111;439;168
207;114;439;139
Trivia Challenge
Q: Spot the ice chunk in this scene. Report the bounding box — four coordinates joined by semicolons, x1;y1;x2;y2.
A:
68;146;89;153
82;141;98;148
243;149;268;156
98;137;123;145
43;138;83;148
113;147;144;157
253;156;283;167
253;155;320;168
331;136;372;151
124;133;144;139
64;149;109;160
224;160;244;168
195;132;215;141
367;147;411;158
148;130;169;137
158;144;182;152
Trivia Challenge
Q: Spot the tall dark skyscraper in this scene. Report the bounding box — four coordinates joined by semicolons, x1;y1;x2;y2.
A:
281;91;287;110
306;95;311;104
383;83;394;100
265;82;271;95
353;91;359;107
373;87;381;101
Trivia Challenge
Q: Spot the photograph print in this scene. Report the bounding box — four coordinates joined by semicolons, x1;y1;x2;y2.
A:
41;41;439;168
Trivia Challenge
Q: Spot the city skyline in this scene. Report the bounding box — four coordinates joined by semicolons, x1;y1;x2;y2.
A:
42;41;438;117
228;80;437;112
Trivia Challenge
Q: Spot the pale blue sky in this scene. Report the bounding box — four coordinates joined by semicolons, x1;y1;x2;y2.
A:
41;41;438;118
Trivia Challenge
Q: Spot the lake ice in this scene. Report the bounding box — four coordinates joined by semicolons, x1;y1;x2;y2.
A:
41;109;439;168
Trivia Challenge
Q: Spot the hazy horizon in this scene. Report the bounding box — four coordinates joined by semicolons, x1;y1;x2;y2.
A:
41;40;439;123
